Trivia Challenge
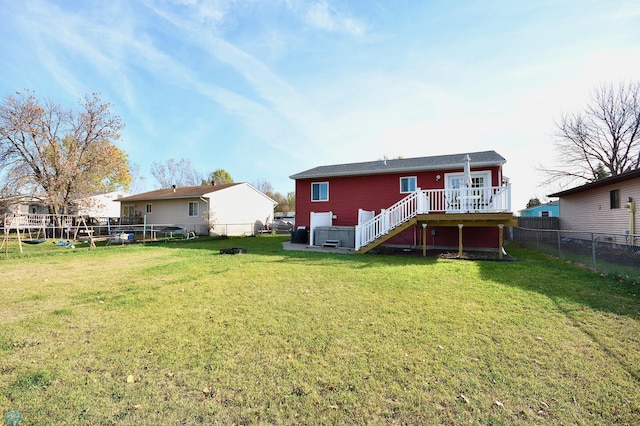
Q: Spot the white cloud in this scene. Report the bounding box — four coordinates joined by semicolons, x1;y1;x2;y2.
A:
304;1;366;35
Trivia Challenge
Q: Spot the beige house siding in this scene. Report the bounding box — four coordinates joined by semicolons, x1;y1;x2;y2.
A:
559;179;640;235
119;183;276;236
131;198;207;233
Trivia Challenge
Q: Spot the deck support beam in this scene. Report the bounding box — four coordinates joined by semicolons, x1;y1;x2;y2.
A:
422;223;427;257
458;223;464;257
498;224;504;259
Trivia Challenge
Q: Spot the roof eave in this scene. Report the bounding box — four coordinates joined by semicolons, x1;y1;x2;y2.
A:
118;195;211;202
548;169;640;197
290;160;504;180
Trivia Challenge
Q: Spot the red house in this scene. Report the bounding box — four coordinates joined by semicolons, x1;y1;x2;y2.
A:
290;150;516;255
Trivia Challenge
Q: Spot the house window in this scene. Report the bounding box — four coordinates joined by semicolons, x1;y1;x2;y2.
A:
610;189;620;209
471;176;485;188
540;211;550;217
123;205;135;218
312;182;329;201
445;171;491;190
400;176;417;193
188;201;199;217
146;203;152;214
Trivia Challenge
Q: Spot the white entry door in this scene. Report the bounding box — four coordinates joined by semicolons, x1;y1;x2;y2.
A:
309;211;333;246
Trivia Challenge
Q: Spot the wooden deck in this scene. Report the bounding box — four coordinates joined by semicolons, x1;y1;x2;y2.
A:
356;213;516;255
415;212;517;227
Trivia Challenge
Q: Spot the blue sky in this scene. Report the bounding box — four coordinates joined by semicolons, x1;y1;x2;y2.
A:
1;0;639;211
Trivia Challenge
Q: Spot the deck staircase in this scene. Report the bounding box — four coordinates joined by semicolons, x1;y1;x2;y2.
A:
355;190;429;254
354;185;512;253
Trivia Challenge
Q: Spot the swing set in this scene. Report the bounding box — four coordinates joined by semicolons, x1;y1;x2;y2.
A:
1;213;93;257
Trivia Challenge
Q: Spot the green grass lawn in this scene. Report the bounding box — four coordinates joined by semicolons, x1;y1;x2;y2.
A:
1;236;639;425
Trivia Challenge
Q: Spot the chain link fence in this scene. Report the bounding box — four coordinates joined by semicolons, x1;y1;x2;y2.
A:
511;227;640;282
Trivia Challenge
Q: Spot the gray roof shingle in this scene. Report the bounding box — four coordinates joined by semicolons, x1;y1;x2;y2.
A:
117;183;239;201
289;150;505;180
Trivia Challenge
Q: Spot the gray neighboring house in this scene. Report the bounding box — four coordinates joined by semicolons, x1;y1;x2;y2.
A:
1;196;48;215
548;168;640;235
116;183;277;236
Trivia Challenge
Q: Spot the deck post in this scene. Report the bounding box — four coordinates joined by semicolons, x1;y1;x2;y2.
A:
422;223;427;257
458;223;463;257
498;224;504;259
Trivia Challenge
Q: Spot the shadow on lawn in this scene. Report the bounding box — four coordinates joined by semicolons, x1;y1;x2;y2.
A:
140;236;640;319
482;245;638;314
475;244;640;383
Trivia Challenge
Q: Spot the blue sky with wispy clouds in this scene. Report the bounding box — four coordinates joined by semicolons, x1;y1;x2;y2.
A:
1;0;639;210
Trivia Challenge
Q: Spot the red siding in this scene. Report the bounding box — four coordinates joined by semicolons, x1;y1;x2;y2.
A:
294;166;503;249
385;225;500;249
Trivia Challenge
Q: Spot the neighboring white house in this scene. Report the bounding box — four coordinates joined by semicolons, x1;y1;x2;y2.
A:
71;191;128;218
116;183;277;236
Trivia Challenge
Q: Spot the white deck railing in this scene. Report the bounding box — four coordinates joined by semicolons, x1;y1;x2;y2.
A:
422;184;511;214
355;185;511;250
355;190;429;250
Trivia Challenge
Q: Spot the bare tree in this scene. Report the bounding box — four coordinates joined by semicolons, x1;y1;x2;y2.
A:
150;158;202;188
0;90;131;215
127;161;146;194
253;179;293;213
543;81;640;185
253;178;274;194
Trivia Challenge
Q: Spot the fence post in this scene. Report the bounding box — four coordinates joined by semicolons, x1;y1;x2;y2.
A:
557;230;561;259
591;233;597;271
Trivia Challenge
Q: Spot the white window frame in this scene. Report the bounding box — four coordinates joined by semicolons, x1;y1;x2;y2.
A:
400;176;417;194
311;182;329;202
188;201;199;217
444;171;492;190
444;171;492;211
146;203;152;214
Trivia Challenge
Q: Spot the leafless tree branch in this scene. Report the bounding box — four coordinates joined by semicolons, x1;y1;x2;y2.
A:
540;81;640;186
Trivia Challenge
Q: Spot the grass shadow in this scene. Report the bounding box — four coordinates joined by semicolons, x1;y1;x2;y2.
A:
475;243;640;320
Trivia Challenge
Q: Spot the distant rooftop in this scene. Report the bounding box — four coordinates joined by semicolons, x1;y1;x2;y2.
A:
118;183;239;202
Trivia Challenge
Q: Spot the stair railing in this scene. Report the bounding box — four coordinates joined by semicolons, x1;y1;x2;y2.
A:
355;190;429;250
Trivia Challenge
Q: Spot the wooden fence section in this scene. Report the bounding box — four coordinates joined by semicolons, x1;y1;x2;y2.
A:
517;217;559;229
510;217;559;243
